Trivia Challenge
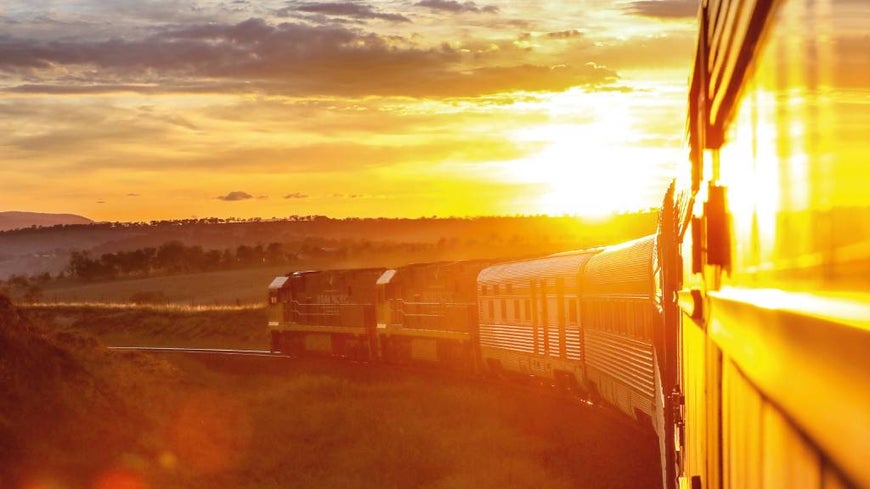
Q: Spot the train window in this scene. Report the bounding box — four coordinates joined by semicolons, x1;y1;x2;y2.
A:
514;299;520;320
524;299;531;320
481;285;487;296
568;298;577;324
494;285;500;295
500;300;507;320
488;300;494;321
506;284;513;295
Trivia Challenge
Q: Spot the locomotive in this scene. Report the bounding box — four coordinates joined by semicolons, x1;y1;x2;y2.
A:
268;1;870;488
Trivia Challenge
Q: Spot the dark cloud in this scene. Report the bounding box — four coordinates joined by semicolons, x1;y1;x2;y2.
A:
546;29;583;39
283;192;309;199
0;18;619;97
280;2;411;23
624;1;697;19
126;193;140;197
217;191;254;201
415;0;499;14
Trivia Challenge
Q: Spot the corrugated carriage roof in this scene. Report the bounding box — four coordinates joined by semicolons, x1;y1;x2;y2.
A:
583;235;656;297
478;249;598;288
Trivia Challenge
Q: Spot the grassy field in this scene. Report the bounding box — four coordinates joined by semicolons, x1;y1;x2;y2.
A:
150;354;661;489
40;265;289;305
3;298;660;489
25;303;270;349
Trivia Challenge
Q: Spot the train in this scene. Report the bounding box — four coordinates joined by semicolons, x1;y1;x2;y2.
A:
267;1;870;488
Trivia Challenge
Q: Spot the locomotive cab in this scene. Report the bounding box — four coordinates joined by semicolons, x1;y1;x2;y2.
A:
267;275;291;352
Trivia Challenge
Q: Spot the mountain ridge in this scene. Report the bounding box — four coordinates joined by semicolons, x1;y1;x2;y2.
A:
0;211;94;232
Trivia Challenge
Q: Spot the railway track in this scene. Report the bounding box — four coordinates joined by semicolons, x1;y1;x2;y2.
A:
107;346;280;357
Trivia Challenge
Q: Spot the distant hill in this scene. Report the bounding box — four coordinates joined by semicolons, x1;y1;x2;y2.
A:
0;211;93;232
0;213;658;279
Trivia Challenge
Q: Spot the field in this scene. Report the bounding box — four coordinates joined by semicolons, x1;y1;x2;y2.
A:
25;303;269;349
39;266;289;305
3;299;661;488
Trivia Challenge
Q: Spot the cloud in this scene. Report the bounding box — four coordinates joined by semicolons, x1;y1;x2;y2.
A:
280;2;411;23
283;192;309;199
545;29;583;39
217;191;254;201
126;193;140;197
0;18;619;97
415;0;499;13
624;1;698;19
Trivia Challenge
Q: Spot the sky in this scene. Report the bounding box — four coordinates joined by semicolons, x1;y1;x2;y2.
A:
0;0;698;221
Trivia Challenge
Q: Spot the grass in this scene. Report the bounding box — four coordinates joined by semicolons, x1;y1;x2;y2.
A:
25;303;270;349
3;299;660;488
40;265;290;305
148;355;660;489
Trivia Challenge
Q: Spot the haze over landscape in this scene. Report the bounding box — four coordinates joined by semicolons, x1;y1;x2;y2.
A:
0;0;696;221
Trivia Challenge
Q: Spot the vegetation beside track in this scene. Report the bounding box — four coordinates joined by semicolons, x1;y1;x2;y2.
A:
23;302;269;350
2;296;660;488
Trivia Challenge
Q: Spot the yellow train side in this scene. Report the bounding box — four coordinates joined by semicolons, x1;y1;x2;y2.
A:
677;1;869;488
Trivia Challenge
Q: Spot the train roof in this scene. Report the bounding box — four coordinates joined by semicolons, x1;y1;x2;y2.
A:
477;248;599;285
583;234;657;296
268;276;290;289
376;269;397;285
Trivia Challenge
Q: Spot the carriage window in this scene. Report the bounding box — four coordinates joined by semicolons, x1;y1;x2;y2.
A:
481;285;487;296
494;285;500;295
524;299;531;320
500;300;507;320
514;299;520;320
506;284;513;295
488;300;494;320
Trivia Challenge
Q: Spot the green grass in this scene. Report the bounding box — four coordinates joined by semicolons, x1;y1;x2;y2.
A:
5;300;660;489
40;265;290;305
25;303;270;349
149;355;660;489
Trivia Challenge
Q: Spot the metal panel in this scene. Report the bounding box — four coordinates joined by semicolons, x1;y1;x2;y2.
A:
479;322;535;354
586;329;655;398
583;235;656;298
708;289;870;488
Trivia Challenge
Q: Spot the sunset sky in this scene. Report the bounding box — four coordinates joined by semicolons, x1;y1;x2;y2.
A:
0;0;698;221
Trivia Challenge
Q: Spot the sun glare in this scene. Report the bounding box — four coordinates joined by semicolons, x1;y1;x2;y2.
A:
500;91;676;217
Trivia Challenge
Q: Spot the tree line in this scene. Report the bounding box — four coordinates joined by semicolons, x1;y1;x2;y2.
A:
67;241;291;281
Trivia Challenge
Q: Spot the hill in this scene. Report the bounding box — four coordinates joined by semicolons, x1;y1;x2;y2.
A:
0;211;93;232
0;213;658;280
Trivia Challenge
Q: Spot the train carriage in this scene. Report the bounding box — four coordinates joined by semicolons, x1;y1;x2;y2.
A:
476;250;599;390
674;1;870;488
268;268;385;359
581;235;661;428
376;260;491;370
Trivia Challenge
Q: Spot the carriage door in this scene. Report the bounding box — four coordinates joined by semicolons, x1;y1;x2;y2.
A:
556;278;566;358
538;280;549;356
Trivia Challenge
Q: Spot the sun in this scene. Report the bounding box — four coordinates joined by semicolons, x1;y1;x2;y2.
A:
500;97;674;218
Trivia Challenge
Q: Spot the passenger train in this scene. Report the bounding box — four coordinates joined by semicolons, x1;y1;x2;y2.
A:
268;1;869;488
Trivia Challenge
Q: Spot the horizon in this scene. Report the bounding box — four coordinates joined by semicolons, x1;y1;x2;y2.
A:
0;1;696;221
